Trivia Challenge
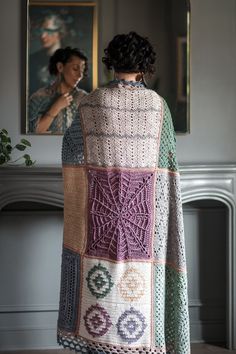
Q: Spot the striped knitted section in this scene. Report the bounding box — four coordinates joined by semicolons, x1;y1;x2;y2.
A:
79;87;163;168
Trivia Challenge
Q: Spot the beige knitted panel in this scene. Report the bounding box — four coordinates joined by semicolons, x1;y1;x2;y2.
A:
63;166;88;253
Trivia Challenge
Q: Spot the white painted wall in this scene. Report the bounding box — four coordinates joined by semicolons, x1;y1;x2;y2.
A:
0;0;236;165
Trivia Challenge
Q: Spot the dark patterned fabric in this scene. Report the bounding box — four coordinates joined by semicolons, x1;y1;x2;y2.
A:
57;248;81;332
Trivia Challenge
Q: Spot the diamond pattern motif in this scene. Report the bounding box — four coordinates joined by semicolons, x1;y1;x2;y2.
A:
86;263;114;299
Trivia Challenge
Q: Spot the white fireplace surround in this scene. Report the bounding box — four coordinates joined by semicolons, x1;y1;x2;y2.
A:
0;164;236;349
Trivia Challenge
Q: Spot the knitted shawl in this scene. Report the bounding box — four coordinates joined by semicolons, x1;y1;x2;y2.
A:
57;80;190;354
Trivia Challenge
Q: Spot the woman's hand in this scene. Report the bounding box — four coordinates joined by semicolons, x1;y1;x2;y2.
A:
52;92;73;113
35;92;73;133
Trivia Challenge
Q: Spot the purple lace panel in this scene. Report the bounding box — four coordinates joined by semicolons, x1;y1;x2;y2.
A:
86;169;155;260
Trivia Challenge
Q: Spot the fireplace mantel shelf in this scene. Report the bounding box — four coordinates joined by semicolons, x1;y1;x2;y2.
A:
1;163;236;208
1;163;236;204
1;163;236;175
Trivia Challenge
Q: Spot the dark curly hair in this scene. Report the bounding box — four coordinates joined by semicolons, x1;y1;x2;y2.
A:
48;46;88;77
102;31;156;75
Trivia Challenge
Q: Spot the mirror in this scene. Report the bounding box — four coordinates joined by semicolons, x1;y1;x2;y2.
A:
23;0;98;135
22;0;190;134
101;0;190;133
151;0;190;133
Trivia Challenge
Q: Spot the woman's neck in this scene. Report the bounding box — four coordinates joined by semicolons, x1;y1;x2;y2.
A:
59;81;73;94
114;72;141;82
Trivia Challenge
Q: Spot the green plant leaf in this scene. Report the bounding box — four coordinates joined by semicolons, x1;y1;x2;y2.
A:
25;159;34;166
2;145;10;156
23;154;31;160
15;144;26;151
6;144;12;153
0;155;6;165
1;135;8;143
0;130;35;166
21;139;31;147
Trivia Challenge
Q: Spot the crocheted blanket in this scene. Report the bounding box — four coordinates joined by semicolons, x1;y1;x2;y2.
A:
57;81;190;354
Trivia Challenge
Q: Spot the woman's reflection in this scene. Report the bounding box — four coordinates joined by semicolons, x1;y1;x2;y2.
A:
28;47;88;134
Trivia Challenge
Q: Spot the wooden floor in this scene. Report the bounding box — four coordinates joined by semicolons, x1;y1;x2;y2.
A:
2;344;236;354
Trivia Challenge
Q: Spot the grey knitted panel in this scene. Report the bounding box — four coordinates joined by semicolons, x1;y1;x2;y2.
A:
57;248;81;332
62;116;84;165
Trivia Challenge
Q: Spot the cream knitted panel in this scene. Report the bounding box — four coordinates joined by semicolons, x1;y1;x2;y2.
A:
80;87;163;168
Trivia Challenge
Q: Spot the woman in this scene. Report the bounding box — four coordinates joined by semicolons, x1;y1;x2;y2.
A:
28;46;88;134
57;32;190;354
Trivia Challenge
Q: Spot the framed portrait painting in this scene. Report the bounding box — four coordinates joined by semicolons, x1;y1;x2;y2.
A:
23;0;98;135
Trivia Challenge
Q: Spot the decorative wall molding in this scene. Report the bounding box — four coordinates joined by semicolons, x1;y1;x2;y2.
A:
180;164;236;350
0;164;236;349
188;300;225;308
0;165;63;210
0;304;58;313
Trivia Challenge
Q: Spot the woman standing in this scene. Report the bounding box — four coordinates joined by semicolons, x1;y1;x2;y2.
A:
57;32;190;354
28;47;88;134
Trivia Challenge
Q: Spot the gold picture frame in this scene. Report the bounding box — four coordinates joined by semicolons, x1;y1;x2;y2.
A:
23;0;98;135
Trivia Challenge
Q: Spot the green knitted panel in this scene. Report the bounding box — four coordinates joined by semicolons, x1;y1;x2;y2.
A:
158;99;178;172
153;263;166;348
154;264;190;353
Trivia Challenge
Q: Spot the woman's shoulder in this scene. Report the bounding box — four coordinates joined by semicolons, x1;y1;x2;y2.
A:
143;87;163;98
143;89;170;110
73;87;88;106
78;84;165;108
29;84;57;100
132;87;164;107
74;87;88;96
78;86;106;105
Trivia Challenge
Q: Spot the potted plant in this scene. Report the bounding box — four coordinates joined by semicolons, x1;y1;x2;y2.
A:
0;129;36;166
